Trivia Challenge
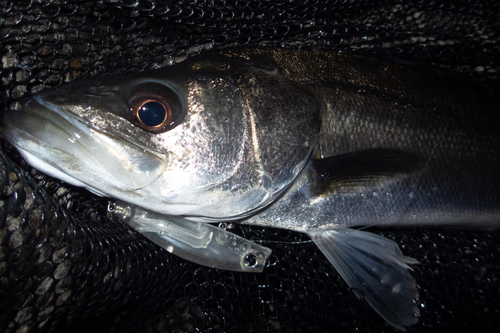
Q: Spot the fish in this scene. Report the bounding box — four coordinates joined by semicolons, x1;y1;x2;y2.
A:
1;48;499;330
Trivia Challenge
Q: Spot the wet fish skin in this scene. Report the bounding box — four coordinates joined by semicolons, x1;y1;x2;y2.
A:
1;48;499;330
235;49;500;231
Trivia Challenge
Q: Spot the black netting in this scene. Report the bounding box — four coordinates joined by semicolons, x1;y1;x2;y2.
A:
1;1;500;332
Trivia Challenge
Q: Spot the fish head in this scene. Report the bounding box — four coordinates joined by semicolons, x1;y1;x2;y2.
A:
1;53;322;218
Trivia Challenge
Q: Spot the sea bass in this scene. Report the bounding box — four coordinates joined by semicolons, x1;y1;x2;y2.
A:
1;49;499;330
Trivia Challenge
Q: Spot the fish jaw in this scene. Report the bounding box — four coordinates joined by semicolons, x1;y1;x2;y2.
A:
1;97;173;204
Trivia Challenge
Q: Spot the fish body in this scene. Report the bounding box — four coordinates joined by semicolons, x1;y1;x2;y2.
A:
240;50;500;231
1;49;499;330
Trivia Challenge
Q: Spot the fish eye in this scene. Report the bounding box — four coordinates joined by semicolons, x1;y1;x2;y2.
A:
136;100;168;128
128;82;184;133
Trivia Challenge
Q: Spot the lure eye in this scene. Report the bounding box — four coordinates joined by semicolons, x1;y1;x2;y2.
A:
137;100;168;128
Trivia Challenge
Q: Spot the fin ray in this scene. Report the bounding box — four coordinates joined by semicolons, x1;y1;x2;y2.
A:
309;228;419;330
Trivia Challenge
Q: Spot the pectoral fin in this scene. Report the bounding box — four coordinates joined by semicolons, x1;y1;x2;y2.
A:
308;228;419;330
309;148;423;196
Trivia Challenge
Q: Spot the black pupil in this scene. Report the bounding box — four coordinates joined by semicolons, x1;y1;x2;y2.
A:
138;101;166;127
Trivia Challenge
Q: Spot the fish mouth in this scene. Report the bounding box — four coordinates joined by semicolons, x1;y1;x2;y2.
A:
1;96;169;198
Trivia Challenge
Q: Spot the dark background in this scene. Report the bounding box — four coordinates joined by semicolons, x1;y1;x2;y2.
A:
1;1;499;332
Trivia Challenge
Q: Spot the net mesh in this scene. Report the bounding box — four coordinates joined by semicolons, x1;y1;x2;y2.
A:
1;1;499;332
